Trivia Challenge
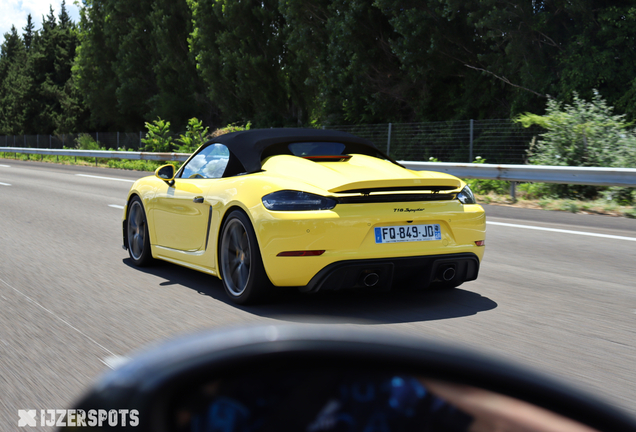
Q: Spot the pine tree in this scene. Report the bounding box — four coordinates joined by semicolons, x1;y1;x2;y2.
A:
23;15;35;52
0;26;28;134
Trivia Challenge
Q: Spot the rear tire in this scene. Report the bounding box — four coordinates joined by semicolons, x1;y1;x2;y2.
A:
219;210;271;304
126;196;153;266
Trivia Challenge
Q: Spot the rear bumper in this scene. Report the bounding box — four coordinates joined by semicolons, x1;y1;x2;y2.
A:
299;252;480;293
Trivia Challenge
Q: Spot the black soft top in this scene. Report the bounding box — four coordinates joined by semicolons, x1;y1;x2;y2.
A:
205;128;394;174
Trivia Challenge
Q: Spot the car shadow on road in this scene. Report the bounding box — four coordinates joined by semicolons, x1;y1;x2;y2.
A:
124;259;497;325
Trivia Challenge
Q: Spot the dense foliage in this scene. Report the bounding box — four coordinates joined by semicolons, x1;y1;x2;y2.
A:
517;91;636;199
1;1;636;134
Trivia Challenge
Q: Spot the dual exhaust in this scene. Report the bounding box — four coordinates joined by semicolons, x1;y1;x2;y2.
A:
359;263;456;288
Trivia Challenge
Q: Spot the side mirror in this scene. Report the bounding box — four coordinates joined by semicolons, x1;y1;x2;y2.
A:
62;326;636;432
155;164;175;185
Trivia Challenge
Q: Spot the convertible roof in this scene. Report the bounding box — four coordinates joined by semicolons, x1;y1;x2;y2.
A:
206;128;388;173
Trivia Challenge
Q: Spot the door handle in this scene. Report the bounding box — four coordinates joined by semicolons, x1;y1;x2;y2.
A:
193;196;204;203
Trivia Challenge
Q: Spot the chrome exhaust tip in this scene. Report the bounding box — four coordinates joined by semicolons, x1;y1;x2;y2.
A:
442;267;456;281
363;272;380;287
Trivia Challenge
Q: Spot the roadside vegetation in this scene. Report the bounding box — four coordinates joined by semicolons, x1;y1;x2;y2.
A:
2;95;635;218
0;120;249;172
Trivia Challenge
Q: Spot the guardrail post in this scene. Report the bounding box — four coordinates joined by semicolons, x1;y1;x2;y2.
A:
510;181;517;202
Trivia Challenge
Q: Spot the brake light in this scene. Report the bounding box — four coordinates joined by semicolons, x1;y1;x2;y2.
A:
475;240;485;246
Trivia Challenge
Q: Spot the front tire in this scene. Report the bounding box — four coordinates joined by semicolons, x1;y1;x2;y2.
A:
126;196;153;266
219;210;271;304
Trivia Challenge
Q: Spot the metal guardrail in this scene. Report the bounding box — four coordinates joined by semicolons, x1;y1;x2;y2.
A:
1;147;635;190
400;162;636;188
0;147;191;162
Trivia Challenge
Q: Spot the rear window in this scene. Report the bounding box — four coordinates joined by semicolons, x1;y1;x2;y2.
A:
288;142;346;157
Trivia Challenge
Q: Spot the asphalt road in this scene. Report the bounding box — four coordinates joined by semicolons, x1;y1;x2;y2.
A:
1;158;636;430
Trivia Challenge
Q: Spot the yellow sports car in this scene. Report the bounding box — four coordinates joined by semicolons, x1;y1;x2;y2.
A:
123;128;485;304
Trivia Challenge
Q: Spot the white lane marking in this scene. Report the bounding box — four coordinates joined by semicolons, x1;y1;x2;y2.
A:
0;276;117;358
109;204;125;210
487;221;636;242
75;174;135;183
0;182;10;186
0;164;10;167
100;355;130;370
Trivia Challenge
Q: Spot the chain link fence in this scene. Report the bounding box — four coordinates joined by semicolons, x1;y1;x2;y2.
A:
1;120;543;164
0;132;185;151
325;120;543;164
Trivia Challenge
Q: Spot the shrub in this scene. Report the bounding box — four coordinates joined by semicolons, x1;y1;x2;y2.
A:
142;118;174;152
516;91;636;199
75;133;100;150
464;157;509;195
176;118;210;153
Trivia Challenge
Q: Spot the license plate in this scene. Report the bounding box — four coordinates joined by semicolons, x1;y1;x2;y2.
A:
374;224;442;244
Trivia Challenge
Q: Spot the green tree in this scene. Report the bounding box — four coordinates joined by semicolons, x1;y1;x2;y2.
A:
189;0;295;126
0;26;29;134
73;0;120;131
149;0;211;127
74;0;212;131
281;0;415;124
20;3;83;134
23;14;35;52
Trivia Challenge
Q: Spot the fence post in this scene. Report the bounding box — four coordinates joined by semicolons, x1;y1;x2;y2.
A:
139;131;142;149
469;119;474;162
117;131;120;150
386;123;392;155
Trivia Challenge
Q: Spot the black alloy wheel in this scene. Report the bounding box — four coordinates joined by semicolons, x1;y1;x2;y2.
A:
127;196;153;266
219;210;271;304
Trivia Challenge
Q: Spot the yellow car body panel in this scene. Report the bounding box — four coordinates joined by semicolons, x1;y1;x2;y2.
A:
261;154;462;193
253;201;485;286
151;179;212;251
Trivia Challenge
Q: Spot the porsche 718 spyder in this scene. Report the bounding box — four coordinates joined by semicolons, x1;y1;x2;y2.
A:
122;128;485;304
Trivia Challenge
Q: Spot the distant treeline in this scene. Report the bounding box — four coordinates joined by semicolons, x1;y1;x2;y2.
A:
1;1;635;134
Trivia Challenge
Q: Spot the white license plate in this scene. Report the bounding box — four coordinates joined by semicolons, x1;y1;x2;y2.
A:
374;224;442;244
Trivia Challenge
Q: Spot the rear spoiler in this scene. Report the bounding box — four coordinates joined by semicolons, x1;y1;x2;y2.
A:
328;178;462;194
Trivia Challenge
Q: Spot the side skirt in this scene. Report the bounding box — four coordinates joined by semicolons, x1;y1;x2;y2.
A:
151;245;218;277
